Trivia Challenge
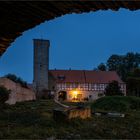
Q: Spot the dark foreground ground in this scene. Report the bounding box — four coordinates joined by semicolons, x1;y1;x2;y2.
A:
0;96;140;139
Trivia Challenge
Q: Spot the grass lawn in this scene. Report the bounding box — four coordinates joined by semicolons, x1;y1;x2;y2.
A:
0;96;140;139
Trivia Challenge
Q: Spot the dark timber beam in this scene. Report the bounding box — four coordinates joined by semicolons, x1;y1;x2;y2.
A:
0;1;140;56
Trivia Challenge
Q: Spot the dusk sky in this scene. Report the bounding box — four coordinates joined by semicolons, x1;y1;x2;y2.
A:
0;8;140;83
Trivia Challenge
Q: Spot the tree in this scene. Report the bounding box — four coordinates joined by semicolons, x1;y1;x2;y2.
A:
0;86;10;104
107;54;125;79
107;55;123;71
125;52;138;70
104;81;123;96
97;63;106;71
4;74;28;88
106;52;140;81
126;68;140;97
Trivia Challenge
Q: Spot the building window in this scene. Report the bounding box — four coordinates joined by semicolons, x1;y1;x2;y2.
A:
85;83;88;90
66;83;70;90
94;84;97;91
88;83;92;91
62;83;66;89
91;84;94;91
69;84;73;90
99;84;105;90
57;75;65;80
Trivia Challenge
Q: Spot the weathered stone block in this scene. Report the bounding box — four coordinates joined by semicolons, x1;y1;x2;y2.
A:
53;107;91;121
68;107;91;119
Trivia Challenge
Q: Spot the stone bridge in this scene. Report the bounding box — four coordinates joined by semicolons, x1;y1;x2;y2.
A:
0;1;140;56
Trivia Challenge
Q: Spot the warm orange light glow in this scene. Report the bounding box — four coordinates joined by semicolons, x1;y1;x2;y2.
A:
71;90;79;100
73;91;78;98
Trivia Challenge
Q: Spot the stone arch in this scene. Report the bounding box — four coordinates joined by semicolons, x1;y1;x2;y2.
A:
58;90;67;101
0;1;140;56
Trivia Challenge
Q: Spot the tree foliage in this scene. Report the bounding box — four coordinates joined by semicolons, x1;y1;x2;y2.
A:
126;68;140;97
96;52;140;97
97;63;106;71
104;81;123;96
0;86;10;104
107;52;140;81
4;74;28;88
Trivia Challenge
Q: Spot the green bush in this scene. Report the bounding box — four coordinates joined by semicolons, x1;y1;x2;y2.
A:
91;96;140;112
0;86;10;104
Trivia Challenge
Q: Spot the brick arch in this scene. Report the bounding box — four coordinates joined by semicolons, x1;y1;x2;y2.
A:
58;90;67;101
0;1;140;56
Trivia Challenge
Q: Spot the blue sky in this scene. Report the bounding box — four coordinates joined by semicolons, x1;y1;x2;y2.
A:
0;8;140;83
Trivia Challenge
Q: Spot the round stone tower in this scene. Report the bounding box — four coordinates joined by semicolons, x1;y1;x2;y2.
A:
33;39;50;97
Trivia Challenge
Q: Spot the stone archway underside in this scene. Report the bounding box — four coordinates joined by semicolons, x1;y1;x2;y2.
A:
0;1;140;56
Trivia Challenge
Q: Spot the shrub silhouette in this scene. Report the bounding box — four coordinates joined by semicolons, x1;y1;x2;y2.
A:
5;74;28;88
104;80;123;96
0;86;10;104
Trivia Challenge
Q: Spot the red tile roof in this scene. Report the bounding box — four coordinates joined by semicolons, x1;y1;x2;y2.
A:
49;70;124;84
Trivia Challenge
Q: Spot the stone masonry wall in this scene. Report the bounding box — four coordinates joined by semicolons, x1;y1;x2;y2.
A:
0;78;36;105
33;39;50;93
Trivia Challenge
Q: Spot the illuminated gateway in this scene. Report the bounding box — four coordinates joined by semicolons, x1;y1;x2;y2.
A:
33;39;126;101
